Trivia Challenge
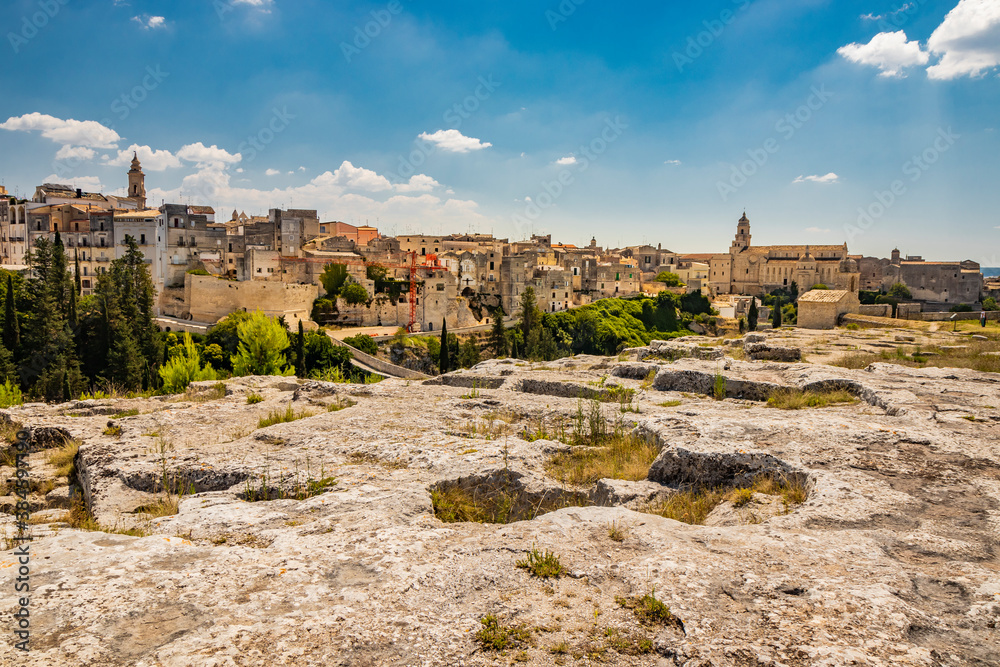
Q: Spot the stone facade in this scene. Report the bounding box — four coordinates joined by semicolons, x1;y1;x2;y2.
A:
797;289;860;329
183;274;319;326
709;214;860;297
857;250;982;305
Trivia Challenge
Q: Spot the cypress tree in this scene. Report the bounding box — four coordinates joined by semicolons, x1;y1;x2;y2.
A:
74;250;82;295
296;320;306;377
772;296;783;329
747;299;759;332
3;274;19;354
439;319;449;374
489;308;507;357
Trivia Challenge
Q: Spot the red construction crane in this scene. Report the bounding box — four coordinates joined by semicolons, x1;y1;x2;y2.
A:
279;251;448;332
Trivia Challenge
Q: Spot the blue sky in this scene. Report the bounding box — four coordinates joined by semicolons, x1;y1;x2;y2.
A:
2;0;998;263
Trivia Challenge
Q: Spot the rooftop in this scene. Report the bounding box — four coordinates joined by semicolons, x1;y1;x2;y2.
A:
797;289;853;303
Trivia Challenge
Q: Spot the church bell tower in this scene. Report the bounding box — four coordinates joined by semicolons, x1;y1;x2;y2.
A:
127;152;147;209
730;212;751;253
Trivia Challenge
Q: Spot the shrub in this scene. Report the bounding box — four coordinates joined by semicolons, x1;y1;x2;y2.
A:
158;333;218;393
983;297;998;311
320;263;348;297
344;334;378;355
654;271;684;287
616;590;679;627
231;311;294;377
950;303;973;313
246;393;264;405
474;615;530;652
341;283;369;306
887;282;912;300
186;268;210;276
0;379;23;408
767;388;857;410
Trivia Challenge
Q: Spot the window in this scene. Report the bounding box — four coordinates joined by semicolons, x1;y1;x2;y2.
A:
489;261;494;270
75;223;79;231
100;238;105;247
140;234;146;244
82;279;90;288
228;243;233;252
436;284;444;291
257;268;262;273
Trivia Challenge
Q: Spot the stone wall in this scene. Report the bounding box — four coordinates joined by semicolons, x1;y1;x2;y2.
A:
859;304;892;317
184;274;319;325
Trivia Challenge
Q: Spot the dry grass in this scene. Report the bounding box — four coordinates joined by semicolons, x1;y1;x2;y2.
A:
546;431;659;486
644;474;808;525
766;388;858;410
257;404;315;429
832;338;1000;373
46;439;80;478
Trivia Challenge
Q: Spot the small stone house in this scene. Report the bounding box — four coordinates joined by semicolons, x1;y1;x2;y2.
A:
797;289;860;329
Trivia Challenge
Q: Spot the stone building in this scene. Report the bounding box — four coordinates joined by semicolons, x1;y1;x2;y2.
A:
709;213;860;297
797;290;860;329
856;249;983;305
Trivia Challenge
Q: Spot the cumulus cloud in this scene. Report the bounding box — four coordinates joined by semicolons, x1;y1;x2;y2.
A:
418;129;492;153
312;161;393;192
265;168;280;176
395;174;441;193
793;173;839;184
554;156;577;166
0;113;120;148
664;159;682;166
104;144;181;171
55;146;96;161
927;0;1000;79
837;31;929;77
176;142;242;168
132;15;166;29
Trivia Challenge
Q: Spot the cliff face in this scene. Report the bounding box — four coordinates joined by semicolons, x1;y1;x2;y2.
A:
2;332;999;666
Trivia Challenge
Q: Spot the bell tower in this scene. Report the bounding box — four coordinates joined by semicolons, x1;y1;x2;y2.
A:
731;212;751;253
127;152;146;209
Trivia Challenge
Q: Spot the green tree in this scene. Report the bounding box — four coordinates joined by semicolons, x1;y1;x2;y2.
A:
887;283;912;300
772;297;783;329
747;299;759;332
519;287;540;357
654;271;684;287
3;274;20;355
438;319;450;374
344;334;378;355
983;297;998;311
341;282;369;305
320;263;349;297
788;281;799;301
366;263;389;292
296;320;306;377
458;337;481;368
206;311;253;371
782;303;797;325
231;311;294;376
158;333;218;393
489;308;507;357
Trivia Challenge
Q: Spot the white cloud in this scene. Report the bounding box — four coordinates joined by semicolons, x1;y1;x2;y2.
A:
265;169;280;176
837;30;929;77
418;129;492;153
176;142;242;168
861;4;915;21
298;166;306;172
55;146;96;161
395;174;441;193
664;159;682;166
132;15;166;29
0;113;120;148
104;144;181;171
927;0;1000;80
554;156;577;166
805;227;832;233
793;173;839;184
42;174;102;191
311;161;393;192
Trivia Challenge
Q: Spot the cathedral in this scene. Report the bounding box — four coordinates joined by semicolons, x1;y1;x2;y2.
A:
708;213;860;297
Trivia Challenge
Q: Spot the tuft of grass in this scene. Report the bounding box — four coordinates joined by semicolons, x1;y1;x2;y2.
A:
111;408;140;419
474;615;531;652
257;404;315;429
46;439;80;478
729;487;755;508
833;340;1000;374
607;519;628;542
134;496;179;518
712;372;727;400
103;424;123;437
645;474;808;524
460;381;482;399
516;546;565;578
657;400;682;408
246;393;264;405
327;397;357;412
766;388;857;410
68;495;150;537
617;590;681;629
546;431;659;486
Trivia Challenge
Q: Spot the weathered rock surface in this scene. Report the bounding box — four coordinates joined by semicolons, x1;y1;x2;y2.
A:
1;349;999;666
